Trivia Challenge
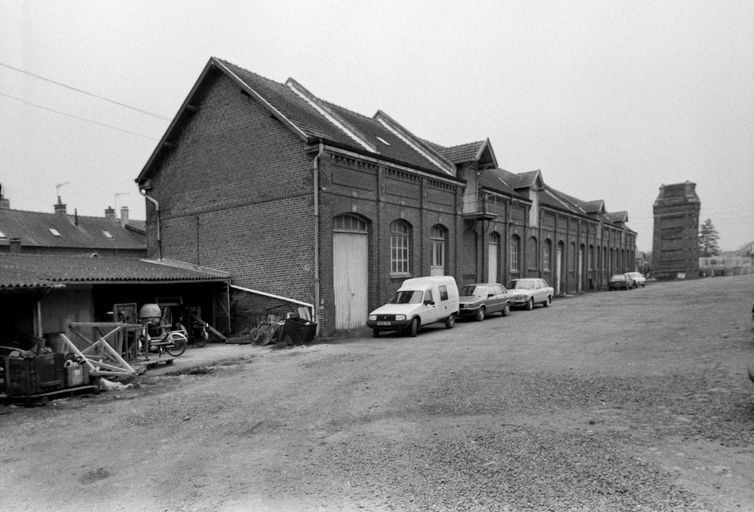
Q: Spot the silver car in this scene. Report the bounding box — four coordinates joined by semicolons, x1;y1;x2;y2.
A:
507;278;554;310
626;272;646;288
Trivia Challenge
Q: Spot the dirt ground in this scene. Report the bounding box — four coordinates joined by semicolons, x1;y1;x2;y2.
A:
1;274;753;511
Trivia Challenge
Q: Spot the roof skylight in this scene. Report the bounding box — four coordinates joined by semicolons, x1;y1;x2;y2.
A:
0;230;6;239
49;228;61;237
376;136;391;146
103;230;113;238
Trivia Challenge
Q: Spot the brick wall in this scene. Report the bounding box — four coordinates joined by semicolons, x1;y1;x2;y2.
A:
145;70;316;321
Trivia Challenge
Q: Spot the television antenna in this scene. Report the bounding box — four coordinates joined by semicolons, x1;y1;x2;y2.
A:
55;181;69;199
113;192;128;210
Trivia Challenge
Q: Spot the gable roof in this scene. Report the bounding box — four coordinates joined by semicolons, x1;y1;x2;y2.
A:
605;211;629;224
507;170;543;190
479;168;524;197
0;208;145;252
0;253;229;290
540;186;587;214
139;57;464;183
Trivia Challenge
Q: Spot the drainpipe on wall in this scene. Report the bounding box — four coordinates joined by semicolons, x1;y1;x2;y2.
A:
313;142;324;329
140;189;162;260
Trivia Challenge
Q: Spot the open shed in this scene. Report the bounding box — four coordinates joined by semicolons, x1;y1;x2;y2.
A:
0;253;231;351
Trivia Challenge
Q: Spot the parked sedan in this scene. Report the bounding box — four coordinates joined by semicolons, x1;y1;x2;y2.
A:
626;272;646;288
506;278;554;310
458;283;512;321
608;273;633;290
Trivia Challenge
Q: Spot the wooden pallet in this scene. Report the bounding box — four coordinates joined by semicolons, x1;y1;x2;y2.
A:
4;385;99;405
135;357;175;372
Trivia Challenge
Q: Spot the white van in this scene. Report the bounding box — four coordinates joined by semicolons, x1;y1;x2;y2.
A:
367;276;459;337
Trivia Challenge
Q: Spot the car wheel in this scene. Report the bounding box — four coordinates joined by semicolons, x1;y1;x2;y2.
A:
501;303;510;317
445;313;455;329
408;318;420;337
475;307;486;321
526;298;534;311
543;296;551;307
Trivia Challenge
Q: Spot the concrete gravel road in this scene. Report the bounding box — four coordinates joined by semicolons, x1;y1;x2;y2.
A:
1;274;753;511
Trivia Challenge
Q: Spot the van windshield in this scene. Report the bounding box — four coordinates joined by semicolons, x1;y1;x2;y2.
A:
389;290;424;304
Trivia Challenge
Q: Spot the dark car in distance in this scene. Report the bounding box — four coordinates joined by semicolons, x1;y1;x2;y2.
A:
458;283;512;321
608;273;633;290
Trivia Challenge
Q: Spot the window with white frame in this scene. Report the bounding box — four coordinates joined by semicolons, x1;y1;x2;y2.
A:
390;220;411;275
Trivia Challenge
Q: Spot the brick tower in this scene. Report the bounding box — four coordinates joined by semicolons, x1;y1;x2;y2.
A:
651;182;700;279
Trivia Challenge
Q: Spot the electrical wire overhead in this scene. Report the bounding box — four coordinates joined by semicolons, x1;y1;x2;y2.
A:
0;91;159;140
0;61;170;120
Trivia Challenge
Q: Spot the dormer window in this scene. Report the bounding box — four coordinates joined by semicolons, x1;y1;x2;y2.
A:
49;228;61;237
103;230;113;238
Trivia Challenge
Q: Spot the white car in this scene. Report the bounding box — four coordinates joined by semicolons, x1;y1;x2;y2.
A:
626;272;646;288
367;276;459;337
506;278;554;310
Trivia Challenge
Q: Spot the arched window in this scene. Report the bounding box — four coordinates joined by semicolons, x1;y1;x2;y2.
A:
333;214;367;233
543;239;552;272
430;225;448;275
510;235;521;272
390;220;411;275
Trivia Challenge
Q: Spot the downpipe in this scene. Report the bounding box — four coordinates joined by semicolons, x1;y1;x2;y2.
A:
313;142;324;329
140;189;162;260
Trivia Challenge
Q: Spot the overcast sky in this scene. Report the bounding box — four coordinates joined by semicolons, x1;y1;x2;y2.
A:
1;0;752;252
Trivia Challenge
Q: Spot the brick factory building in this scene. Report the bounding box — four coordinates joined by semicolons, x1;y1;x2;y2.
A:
136;57;636;335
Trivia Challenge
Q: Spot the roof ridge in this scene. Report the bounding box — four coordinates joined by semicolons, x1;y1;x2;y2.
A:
373;110;456;174
444;140;487;150
285;78;377;153
212;57;289;91
0;207;141;223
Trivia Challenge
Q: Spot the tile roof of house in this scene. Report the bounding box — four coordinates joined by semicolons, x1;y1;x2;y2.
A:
478;168;521;196
435;141;487;164
214;59;455;176
545;186;633;228
540;187;586;214
0;253;230;290
506;170;542;190
0;208;145;251
605;211;629;224
542;186;589;214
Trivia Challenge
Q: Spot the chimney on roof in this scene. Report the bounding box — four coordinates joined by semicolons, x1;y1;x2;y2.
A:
54;196;67;215
105;206;116;220
9;237;22;253
120;205;129;226
0;183;9;209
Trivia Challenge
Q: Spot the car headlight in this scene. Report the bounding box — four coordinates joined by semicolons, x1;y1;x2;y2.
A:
368;315;377;321
395;315;406;321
